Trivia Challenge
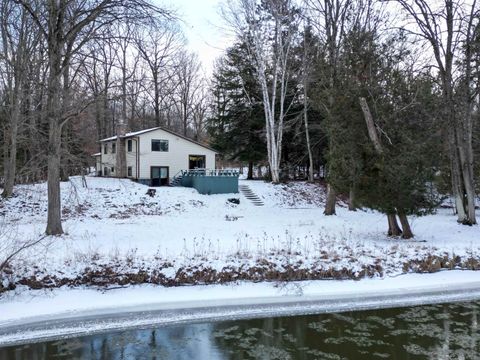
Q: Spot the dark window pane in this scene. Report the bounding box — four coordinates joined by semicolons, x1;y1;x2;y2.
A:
127;140;132;152
160;140;168;151
112;143;116;154
152;139;168;152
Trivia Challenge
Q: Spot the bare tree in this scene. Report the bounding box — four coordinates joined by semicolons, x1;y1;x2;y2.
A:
135;23;183;127
15;0;172;235
191;86;210;141
112;21;140;178
299;20;317;183
226;0;299;183
174;51;202;136
0;2;38;198
396;0;478;225
81;38;116;141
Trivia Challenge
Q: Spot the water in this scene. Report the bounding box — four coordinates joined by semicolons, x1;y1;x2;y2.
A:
1;301;479;359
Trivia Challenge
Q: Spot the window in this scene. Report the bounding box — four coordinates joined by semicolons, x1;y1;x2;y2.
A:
104;144;107;154
112;143;116;154
111;167;115;173
151;139;168;152
127;139;132;152
127;166;132;177
104;167;108;176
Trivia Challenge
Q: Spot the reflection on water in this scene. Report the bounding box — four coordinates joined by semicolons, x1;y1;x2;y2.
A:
1;301;480;359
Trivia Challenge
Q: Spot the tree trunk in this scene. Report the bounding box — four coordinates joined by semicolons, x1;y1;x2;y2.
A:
45;26;64;236
456;132;477;225
324;184;336;215
359;97;383;154
303;71;314;183
46;121;63;235
247;161;253;180
271;166;280;183
450;150;468;223
257;166;263;178
153;74;161;127
1;97;20;198
398;213;414;239
348;186;356;211
387;214;402;237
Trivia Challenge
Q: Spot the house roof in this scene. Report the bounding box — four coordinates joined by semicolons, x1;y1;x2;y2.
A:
99;127;218;153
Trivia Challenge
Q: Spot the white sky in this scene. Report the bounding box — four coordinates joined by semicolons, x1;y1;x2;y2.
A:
161;0;234;75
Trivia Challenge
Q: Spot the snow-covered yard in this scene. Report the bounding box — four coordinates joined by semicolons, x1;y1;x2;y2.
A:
0;177;480;280
1;176;479;285
0;176;479;337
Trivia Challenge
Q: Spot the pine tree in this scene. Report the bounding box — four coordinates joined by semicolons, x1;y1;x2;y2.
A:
207;41;266;179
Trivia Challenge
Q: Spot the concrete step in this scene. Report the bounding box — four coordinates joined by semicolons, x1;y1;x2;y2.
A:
239;185;264;207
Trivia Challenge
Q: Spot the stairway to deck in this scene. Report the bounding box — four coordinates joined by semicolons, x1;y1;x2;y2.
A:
239;184;264;206
170;175;183;187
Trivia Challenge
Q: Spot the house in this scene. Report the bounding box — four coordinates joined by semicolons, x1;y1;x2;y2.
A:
98;127;218;187
92;152;102;174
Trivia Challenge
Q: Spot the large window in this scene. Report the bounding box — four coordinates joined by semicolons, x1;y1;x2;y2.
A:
112;143;116;154
151;139;168;152
127;139;132;152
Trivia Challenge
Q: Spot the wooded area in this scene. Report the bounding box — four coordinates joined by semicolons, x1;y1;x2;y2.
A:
0;0;479;238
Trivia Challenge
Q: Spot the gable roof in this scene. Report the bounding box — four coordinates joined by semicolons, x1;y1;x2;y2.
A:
99;127;218;153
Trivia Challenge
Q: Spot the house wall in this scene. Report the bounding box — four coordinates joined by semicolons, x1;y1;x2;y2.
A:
125;138;138;179
95;156;101;174
137;129;216;181
101;141;117;176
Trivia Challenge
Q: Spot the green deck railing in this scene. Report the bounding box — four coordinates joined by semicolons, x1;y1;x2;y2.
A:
178;169;239;194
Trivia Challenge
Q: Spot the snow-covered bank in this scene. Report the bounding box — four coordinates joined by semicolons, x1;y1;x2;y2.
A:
0;176;479;345
0;271;480;346
1;177;478;292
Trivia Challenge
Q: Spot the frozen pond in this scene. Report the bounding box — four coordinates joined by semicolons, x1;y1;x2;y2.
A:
1;300;479;359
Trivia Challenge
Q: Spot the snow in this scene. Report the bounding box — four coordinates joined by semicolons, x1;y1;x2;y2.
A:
99;127;160;142
0;176;479;341
1;271;480;346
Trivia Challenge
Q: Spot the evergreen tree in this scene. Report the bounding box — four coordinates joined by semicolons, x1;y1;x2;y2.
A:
314;23;442;238
207;41;266;179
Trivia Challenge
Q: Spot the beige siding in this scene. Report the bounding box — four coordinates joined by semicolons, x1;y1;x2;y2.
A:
125;138;138;179
137;129;216;180
100;141;116;176
95;156;101;173
95;156;102;174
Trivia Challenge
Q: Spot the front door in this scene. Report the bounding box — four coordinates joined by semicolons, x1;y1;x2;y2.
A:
151;166;169;186
189;155;206;170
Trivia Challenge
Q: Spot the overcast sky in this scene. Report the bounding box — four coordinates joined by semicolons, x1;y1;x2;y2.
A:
162;0;233;75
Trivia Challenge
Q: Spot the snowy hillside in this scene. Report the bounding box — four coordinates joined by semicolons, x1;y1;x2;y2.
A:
0;176;478;294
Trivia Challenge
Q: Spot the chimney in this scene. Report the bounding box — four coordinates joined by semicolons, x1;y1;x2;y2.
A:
115;117;128;178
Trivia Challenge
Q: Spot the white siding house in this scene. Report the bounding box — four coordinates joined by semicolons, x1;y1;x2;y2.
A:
92;153;101;174
99;127;218;186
